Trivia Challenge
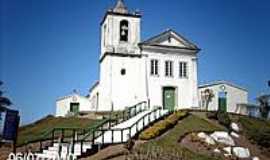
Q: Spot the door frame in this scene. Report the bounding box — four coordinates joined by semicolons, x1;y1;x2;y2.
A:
162;86;177;111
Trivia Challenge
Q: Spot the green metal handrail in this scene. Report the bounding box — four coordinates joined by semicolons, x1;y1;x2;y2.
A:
92;106;169;145
38;101;148;154
81;101;147;141
37;119;109;152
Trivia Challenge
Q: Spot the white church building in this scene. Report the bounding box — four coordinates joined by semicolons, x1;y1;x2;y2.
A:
56;0;248;117
56;0;200;117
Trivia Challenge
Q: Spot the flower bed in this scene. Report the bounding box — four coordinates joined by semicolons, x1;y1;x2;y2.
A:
139;111;188;140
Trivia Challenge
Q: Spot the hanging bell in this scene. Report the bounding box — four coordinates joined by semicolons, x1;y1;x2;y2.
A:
122;25;128;30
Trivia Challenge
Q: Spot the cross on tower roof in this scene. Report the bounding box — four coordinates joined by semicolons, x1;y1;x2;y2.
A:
113;0;128;14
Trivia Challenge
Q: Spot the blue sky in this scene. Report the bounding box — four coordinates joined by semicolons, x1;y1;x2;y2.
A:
1;0;270;125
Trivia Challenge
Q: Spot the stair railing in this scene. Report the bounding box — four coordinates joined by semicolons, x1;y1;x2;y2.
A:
38;118;110;152
80;101;147;142
37;101;148;157
91;106;167;145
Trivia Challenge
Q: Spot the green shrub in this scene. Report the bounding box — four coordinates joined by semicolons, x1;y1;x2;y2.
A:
243;125;270;147
139;127;160;140
217;111;231;128
166;114;178;127
154;121;168;131
239;117;270;148
206;112;218;120
139;111;188;140
253;128;270;147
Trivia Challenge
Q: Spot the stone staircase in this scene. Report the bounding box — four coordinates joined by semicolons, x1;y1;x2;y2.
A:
35;103;169;159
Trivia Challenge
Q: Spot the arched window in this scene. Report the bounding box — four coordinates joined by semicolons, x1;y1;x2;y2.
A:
120;20;129;42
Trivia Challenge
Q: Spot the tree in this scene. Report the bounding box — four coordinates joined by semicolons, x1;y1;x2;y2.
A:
0;81;12;123
201;89;215;111
256;94;270;119
0;81;12;111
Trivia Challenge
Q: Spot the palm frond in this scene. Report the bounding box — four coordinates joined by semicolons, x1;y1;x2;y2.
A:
0;97;12;106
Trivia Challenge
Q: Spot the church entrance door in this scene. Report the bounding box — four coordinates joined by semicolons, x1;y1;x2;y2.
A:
163;87;175;111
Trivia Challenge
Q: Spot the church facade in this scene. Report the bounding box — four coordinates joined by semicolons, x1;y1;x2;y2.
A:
56;0;200;116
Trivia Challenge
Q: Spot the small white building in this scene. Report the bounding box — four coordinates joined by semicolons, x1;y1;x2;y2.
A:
56;0;200;117
56;92;94;117
198;81;248;114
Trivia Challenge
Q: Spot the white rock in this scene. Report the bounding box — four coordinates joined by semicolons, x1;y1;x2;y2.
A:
230;132;240;138
197;132;215;145
231;122;240;132
197;132;208;139
232;147;250;159
223;147;232;154
223;147;233;158
224;154;232;157
213;148;221;153
210;131;235;146
252;156;260;160
205;136;216;145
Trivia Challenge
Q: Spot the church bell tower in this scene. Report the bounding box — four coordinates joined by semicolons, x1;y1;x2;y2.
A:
98;0;146;111
100;0;142;58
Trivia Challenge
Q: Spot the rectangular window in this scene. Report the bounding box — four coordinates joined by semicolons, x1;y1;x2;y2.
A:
150;59;159;76
165;61;173;77
179;62;188;78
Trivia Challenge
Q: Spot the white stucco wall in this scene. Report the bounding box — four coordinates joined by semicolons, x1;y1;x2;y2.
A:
56;94;93;117
144;49;199;110
88;82;99;111
111;56;147;110
99;56;113;111
98;55;147;111
198;83;248;114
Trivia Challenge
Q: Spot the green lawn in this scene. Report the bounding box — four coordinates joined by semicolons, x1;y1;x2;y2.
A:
238;116;270;130
238;116;270;148
17;115;101;146
137;114;225;160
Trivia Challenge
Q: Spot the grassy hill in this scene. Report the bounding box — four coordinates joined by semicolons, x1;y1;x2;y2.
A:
238;115;270;149
17;115;100;146
133;112;270;160
136;114;225;160
86;112;270;160
14;112;270;160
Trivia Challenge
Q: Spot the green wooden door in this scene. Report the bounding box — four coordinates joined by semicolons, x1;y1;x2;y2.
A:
163;87;175;111
70;103;80;114
218;92;227;112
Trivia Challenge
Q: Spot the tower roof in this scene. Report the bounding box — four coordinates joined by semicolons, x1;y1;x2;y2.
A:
113;0;128;14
